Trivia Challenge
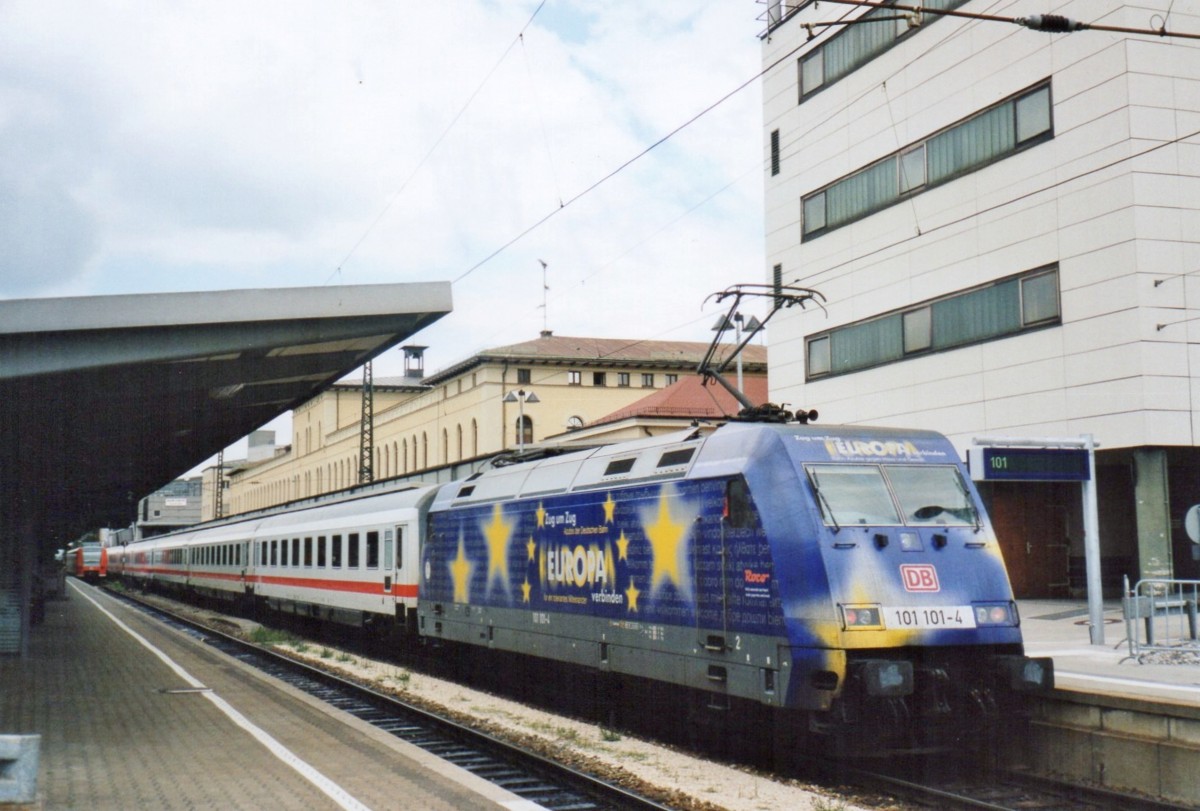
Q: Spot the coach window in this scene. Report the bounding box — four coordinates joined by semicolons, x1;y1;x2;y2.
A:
348;533;361;568
331;535;342;568
270;540;278;566
304;537;313;567
292;538;300;566
255;541;262;565
317;536;327;568
366;531;380;569
280;539;289;567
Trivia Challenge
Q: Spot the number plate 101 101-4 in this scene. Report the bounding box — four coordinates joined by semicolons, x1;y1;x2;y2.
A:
883;606;976;629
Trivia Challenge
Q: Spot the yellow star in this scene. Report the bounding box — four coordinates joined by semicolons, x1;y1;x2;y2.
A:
616;531;630;561
521;579;532;603
603;493;617;523
625;578;640;613
450;537;472;604
645;491;688;594
526;536;536;561
536;502;546;528
483;503;513;590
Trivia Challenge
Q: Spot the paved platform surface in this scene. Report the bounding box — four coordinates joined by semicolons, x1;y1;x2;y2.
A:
0;580;534;811
1018;598;1200;707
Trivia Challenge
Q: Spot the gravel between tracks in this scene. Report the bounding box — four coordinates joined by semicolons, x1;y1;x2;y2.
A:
270;641;882;811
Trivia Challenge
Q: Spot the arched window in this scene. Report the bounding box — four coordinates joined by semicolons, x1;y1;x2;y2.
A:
421;432;428;469
471;419;479;456
517;415;533;447
456;424;463;461
442;429;449;464
402;439;409;473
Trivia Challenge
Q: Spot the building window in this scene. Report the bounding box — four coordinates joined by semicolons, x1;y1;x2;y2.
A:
642;373;654;388
568;370;581;386
806;266;1060;380
517;368;531;384
802;81;1052;240
799;0;969;100
516;415;533;447
665;373;678;386
593;372;607;387
617;372;630;387
770;129;780;176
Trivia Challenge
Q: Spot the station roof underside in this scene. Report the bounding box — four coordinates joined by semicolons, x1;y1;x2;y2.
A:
0;283;451;547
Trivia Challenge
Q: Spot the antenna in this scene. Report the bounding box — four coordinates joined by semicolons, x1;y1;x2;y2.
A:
538;259;549;332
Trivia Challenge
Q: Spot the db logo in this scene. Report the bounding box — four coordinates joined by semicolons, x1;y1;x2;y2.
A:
900;564;940;592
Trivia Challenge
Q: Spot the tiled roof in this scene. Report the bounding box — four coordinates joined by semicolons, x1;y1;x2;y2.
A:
588;373;770;426
426;333;766;383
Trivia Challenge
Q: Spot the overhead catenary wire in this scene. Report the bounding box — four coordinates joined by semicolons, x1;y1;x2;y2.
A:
814;0;1200;40
325;0;550;284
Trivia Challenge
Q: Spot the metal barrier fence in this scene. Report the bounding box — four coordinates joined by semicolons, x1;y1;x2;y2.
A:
1123;576;1200;660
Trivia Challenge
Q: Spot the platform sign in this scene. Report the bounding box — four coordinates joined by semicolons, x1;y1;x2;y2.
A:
968;447;1090;482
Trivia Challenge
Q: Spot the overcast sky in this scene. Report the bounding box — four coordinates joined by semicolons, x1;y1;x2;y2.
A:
2;2;767;364
2;2;769;467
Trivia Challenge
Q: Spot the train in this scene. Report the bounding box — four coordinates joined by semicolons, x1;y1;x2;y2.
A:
109;420;1052;753
70;541;108;582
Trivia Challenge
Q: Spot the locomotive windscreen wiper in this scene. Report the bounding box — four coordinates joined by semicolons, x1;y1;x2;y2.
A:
806;468;841;533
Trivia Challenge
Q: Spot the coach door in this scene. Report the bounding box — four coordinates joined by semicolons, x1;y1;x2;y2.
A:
383;528;395;594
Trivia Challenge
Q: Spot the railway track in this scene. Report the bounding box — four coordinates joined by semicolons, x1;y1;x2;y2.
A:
112;589;676;811
110;585;1196;811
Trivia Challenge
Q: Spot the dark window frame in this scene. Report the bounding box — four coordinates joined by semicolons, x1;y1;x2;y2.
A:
805;265;1061;381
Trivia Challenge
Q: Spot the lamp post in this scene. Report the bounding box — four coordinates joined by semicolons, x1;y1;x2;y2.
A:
503;388;540;453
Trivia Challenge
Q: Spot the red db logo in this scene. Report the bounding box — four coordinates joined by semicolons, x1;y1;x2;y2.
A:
900;564;940;592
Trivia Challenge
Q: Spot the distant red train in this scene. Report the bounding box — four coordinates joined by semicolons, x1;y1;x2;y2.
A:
71;542;108;582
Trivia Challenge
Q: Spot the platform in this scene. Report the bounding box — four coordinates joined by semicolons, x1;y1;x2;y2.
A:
1018;598;1200;707
0;580;535;810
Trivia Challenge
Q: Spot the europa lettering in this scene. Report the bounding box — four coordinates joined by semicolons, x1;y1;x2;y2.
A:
545;543;615;588
825;438;921;459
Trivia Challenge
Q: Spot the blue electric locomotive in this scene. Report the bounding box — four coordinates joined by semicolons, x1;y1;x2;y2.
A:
418;421;1051;751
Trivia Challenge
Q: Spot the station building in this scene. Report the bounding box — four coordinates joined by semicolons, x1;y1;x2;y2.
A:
761;0;1200;596
218;333;767;516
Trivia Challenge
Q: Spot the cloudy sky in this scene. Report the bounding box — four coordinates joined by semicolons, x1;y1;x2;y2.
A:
1;2;769;380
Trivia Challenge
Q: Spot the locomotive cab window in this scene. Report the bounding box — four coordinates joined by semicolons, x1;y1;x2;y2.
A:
806;465;901;526
725;477;755;529
884;465;978;526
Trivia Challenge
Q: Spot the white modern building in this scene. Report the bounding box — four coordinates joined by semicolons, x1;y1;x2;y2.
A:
761;0;1200;596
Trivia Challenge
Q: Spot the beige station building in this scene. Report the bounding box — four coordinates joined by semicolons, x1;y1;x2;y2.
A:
205;332;767;520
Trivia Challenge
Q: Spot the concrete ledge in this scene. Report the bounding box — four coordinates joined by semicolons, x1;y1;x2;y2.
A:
0;735;39;805
1012;695;1200;806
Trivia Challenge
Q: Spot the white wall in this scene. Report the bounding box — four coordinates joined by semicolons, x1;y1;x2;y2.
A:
763;0;1200;455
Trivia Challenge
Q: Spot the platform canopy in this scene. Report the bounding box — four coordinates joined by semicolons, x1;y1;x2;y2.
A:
0;282;451;547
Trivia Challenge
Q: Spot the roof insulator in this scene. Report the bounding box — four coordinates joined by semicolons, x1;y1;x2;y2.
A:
1017;14;1083;33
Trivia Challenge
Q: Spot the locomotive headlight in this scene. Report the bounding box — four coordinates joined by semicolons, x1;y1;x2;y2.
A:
840;604;884;630
972;602;1017;626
